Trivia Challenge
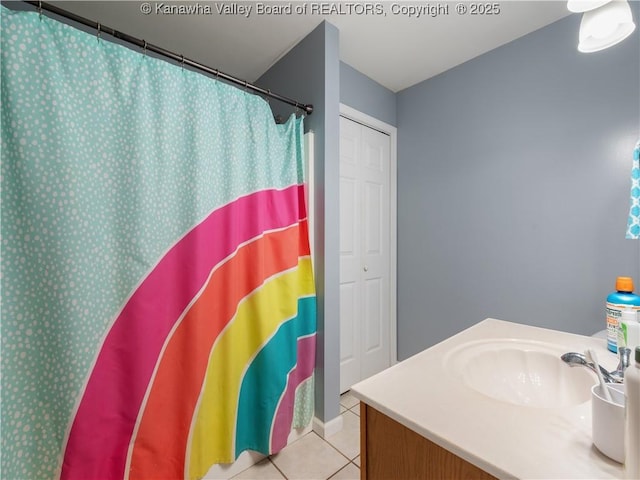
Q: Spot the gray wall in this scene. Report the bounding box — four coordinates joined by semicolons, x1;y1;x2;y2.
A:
397;12;640;360
340;62;397;126
257;21;341;423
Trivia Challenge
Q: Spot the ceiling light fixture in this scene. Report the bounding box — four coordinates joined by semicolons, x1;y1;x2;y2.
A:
575;0;636;52
567;0;611;13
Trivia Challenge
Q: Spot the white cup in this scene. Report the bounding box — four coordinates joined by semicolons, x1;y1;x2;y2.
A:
592;383;625;463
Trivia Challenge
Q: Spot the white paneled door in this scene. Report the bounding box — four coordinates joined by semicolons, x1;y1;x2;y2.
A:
339;115;392;393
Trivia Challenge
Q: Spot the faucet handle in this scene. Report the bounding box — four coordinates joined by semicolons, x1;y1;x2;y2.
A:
611;347;631;381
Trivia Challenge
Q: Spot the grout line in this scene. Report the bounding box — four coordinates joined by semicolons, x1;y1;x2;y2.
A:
326;460;361;480
322;435;353;464
325;462;349;480
321;413;361;466
268;457;288;480
267;426;360;480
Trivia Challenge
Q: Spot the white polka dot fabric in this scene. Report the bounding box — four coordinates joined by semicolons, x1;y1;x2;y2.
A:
626;140;640;239
0;6;312;478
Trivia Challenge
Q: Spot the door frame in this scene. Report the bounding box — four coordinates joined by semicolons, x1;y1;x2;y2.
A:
339;103;398;369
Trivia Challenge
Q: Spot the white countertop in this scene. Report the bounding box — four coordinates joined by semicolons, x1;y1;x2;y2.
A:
351;318;624;480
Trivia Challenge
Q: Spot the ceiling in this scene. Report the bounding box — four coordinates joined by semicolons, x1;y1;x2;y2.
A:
45;1;572;92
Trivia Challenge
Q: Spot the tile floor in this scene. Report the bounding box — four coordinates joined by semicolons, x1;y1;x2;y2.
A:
231;392;361;480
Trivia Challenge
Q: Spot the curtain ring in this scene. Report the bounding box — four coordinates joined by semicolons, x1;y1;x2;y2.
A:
244;80;249;93
38;0;42;20
142;40;147;56
96;23;101;42
180;54;184;70
215;69;219;80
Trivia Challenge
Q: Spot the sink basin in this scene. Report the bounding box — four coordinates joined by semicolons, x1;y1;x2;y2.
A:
444;339;596;408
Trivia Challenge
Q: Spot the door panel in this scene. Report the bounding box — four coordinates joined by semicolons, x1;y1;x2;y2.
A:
340;115;391;393
340;178;357;256
339;118;362;392
360;123;390;381
364;182;382;255
364;277;382;352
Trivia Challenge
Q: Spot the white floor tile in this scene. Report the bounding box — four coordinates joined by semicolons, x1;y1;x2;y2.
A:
205;451;267;479
325;410;360;460
270;432;349;480
349;404;360;417
232;459;285;479
340;404;347;414
339;392;359;410
328;463;360;480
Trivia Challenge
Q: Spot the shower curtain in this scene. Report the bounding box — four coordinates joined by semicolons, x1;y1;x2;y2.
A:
1;6;316;480
627;140;640;239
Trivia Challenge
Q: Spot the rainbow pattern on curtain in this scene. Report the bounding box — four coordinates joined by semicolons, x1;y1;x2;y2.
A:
1;6;316;480
61;186;316;480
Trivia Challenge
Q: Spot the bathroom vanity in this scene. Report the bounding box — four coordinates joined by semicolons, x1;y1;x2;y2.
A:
351;319;624;479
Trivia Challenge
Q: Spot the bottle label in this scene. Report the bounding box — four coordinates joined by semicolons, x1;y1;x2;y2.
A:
607;303;640;353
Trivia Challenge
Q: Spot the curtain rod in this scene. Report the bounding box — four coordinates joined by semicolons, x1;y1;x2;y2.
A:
22;0;314;115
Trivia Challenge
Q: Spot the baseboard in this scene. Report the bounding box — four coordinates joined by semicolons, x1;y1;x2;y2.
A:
312;414;344;439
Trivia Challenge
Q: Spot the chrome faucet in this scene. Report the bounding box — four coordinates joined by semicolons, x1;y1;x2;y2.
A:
561;347;631;383
611;347;631;380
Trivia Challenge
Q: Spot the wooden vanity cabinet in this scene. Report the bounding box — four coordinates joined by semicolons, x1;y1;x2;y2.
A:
359;403;497;480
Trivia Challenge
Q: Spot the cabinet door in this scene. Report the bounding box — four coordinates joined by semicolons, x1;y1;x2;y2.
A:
361;405;498;480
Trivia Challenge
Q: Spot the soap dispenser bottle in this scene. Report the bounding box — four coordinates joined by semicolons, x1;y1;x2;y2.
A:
606;277;640;353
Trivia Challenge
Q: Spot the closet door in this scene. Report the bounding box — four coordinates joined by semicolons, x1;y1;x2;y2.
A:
339;115;391;393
